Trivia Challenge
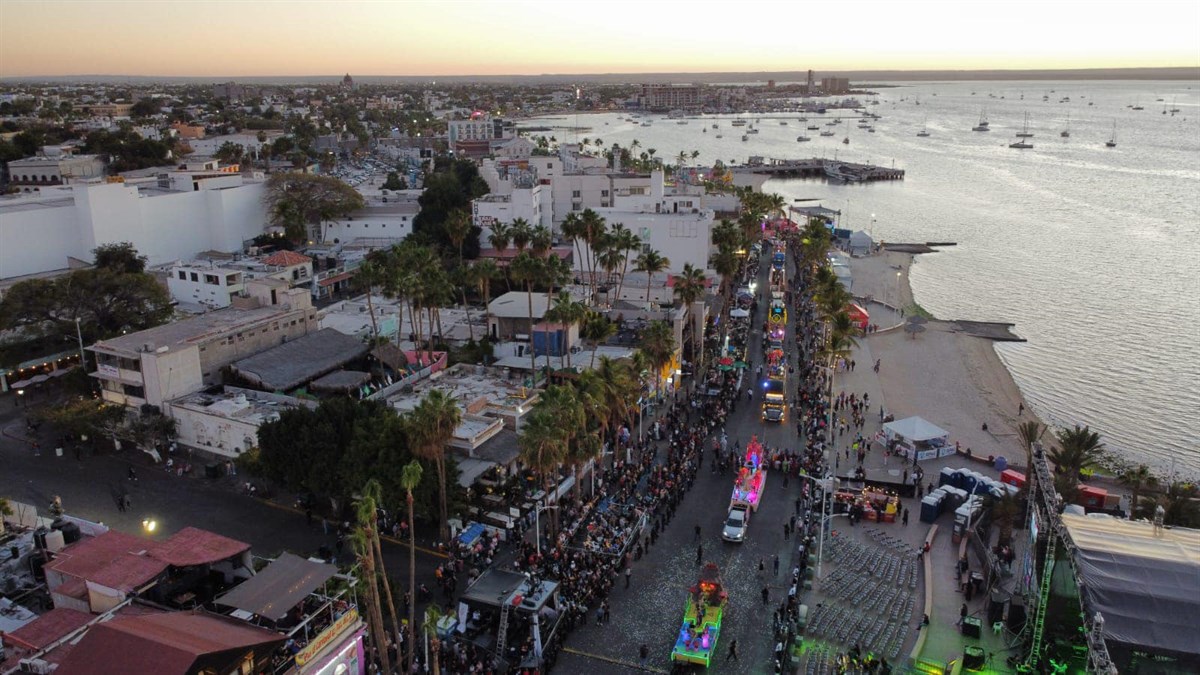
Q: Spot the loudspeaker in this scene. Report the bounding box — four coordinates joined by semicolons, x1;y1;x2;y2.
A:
988;598;1005;625
961;616;982;638
1008;603;1027;631
963;646;985;670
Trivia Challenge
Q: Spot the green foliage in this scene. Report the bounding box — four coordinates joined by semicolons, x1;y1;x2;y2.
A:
83;128;173;172
263;172;364;243
31;397;125;439
382;171;406;191
255;398;444;519
93;242;147;274
412;158;486;257
130;98;162;118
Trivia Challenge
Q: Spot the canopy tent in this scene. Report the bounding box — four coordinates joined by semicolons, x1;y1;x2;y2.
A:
883;416;949;443
1061;513;1200;660
848;230;874;254
214;553;337;621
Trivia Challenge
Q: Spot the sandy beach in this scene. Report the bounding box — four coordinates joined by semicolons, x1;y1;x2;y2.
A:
847;249;1038;466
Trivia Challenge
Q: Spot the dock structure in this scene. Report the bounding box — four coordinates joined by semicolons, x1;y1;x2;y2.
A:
728;157;905;183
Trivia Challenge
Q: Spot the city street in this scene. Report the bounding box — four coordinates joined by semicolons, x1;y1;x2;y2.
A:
557;247;808;673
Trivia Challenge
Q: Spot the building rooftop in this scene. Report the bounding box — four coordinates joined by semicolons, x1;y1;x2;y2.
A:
91;305;287;355
231;328;368;391
389;364;538;417
169;387;314;425
261;250;312;267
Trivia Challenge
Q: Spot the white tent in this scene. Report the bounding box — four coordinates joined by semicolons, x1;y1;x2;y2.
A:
729;308;751;318
848;230;874;255
883;416;949;443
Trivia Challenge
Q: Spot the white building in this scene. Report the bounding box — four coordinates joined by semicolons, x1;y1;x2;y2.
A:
472;187;550;233
187;132;280;157
321;203;418;244
165;261;247;309
6;155;106;192
166;387;315;458
0;178;267;282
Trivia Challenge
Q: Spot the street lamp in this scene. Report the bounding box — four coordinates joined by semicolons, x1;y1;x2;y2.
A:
141;518;158;533
895;271;902;310
534;504;557;556
74;317;87;373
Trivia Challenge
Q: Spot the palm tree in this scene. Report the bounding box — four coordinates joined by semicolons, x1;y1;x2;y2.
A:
399;460;423;673
350;529;392;675
579;209;608;302
538;385;586;488
359;480;401;662
508;252;544;377
541;256;573;373
422;604;445;675
637;320;676;398
1017;421;1047;473
510;218;533;252
633;249;670;314
608;223;639;307
1048;424;1105;502
673;263;707;369
559;212;585;285
519;411;568;535
530;224;553;257
409;390;462;542
1119;464;1158;520
472;259;501;340
443;208;472;268
355;258;386;343
581;310;617;368
597;240;626;300
593;356;636;438
1159;482;1200;527
543;291;586;370
988;491;1022;547
488;220;512;254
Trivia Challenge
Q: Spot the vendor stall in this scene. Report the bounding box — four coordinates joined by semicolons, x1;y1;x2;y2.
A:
671;563;728;667
881;416;952;462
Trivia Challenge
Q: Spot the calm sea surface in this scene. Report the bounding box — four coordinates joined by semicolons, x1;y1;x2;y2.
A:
527;80;1200;476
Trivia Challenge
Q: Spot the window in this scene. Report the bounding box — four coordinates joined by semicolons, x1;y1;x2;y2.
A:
204;274;219;285
190;273;199;282
601;190;609;197
572;203;582;211
178;271;186;280
571;190;581;198
121;383;145;398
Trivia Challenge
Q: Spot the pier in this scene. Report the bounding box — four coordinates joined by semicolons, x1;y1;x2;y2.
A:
728;157;905;183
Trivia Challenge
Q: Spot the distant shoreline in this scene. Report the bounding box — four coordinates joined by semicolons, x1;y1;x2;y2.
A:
2;67;1196;86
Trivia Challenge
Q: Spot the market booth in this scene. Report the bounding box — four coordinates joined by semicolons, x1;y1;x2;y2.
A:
846;303;870;331
881;416;951;462
833;487;900;523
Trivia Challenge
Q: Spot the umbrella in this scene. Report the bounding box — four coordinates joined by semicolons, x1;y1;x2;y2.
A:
906;315;928;325
734;361;749;369
903;323;927;339
719;357;734;366
718;365;734;372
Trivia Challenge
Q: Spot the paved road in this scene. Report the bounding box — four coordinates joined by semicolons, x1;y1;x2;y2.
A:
557;248;808;673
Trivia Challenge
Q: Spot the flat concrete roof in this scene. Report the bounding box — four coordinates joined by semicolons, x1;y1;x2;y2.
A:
91;306;288;356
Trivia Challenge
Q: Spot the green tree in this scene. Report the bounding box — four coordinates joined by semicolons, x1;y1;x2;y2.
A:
354;258;386;343
382;171;406;191
639;320;676;397
633;249;670;314
214;141;245;165
1048;425;1105;502
1159;482;1200;527
413;158;486;257
1119;464;1158;520
672;263;707;368
518;411;568;535
580;310;617;368
92;242;147;274
408;390;461;542
543;291;586;370
507;252;544;377
400;460;423;672
264;172;364;243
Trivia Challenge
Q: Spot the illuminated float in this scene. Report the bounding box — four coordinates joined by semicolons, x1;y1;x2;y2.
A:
670;563;729;667
731;435;767;511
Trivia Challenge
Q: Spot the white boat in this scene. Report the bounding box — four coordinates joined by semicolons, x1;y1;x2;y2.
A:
1061;113;1070;138
779;121;788;126
712;123;719;129
824;164;862;182
741;134;749;141
973;109;990;132
1016;112;1034;138
747;128;759;134
917;117;930;137
796;135;811;142
1105;121;1117;148
1009;139;1033;149
820;130;835;137
716;134;723;138
807;125;820;130
676;120;688;125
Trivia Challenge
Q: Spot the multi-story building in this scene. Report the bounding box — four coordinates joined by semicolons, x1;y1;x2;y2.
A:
6;154;106;192
638;84;702;111
89;279;317;408
0;171;267;282
821;77;851;94
447;114;513;156
72;102;134;117
321;202;419;244
162;251;311;309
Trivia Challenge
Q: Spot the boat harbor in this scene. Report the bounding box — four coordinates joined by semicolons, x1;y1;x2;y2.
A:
728;157;906;183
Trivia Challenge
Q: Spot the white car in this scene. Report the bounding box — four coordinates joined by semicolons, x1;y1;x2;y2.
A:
722;505;750;542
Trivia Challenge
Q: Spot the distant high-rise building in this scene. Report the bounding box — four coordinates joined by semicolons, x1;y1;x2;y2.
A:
637;84;702;111
341;73;355;90
820;77;850;95
807;70;815;91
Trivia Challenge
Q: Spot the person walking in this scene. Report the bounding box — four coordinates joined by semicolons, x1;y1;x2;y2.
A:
903;508;910;526
761;586;770;605
697;544;703;565
726;639;739;662
639;644;649;668
625;566;632;589
602;600;610;624
773;554;780;577
958;602;968;627
694;524;701;541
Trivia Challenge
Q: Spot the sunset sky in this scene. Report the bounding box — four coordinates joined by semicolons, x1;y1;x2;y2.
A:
1;0;1197;78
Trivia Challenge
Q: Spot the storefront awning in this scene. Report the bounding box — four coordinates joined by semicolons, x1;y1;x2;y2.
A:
215;553;336;621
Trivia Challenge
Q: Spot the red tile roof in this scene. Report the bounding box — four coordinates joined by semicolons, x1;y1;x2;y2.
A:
53;611;285;675
262;250;312;267
149;527;249;567
45;531;168;593
2;608;93;650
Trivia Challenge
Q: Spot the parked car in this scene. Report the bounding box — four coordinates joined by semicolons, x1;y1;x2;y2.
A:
722;505;750;542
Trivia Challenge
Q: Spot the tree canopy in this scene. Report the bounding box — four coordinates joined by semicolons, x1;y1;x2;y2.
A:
263;172;364;243
83;128;174;173
412;158;487;258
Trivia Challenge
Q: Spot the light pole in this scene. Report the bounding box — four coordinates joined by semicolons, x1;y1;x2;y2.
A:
894;271;902;311
797;472;838;585
534;504;557;557
870;213;876;242
817;510;849;583
74;317;87;372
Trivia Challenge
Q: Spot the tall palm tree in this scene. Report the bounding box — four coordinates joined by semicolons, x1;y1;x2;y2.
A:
593;356;636;439
1159;482;1200;527
633;249;670;314
472;259;501;340
443;208;472;268
540;256;573;374
638;320;676;397
1048;425;1104;502
559;212;585;287
519;411;568;534
422;604;445;675
579;209;608;302
399;460;423;673
673;263;707;369
508;252;544;377
608;223;640;307
410;390;462;542
355;258;386;343
597;239;626;299
543;291;586;370
350;529;392;675
988;491;1022;547
530;224;553;257
1017;421;1047;473
1119;464;1158;520
359;480;401;660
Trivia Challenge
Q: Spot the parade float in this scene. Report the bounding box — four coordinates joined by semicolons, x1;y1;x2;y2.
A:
731;436;767;511
670;563;729;667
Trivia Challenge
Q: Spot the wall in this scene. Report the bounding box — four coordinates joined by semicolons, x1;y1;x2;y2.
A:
141;347;204;408
0;182;268;281
170;404;262;458
322;213;412;243
577;208;714;274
